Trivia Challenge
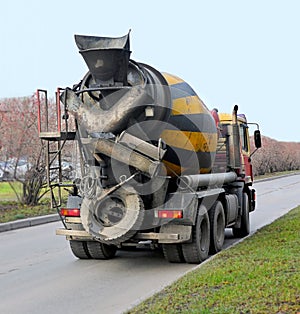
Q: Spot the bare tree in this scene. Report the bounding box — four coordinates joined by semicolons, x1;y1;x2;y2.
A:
0;96;49;205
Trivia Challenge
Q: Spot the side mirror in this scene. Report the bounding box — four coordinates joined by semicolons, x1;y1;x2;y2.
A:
254;130;262;149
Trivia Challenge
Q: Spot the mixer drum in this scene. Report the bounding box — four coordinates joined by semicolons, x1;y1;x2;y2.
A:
73;33;218;176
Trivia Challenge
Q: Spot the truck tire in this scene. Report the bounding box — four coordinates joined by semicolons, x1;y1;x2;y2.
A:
81;185;144;246
162;244;184;263
209;201;225;254
69;240;91;259
232;193;250;237
86;241;117;259
182;205;210;264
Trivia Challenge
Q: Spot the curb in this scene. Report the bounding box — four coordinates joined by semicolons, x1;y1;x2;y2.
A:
0;214;60;233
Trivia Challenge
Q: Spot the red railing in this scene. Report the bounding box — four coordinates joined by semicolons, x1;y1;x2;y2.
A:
36;88;63;135
56;88;62;134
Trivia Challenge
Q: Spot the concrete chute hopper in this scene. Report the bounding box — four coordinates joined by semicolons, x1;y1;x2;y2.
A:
75;32;131;86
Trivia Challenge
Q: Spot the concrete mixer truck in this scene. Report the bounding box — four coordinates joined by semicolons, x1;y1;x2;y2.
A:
37;32;262;263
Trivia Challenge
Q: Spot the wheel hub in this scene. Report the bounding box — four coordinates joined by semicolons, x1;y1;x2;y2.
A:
95;197;126;227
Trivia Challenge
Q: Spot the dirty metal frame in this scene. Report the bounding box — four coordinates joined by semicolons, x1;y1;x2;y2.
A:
55;227;191;244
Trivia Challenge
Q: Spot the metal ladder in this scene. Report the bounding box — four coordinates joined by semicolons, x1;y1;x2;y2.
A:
36;89;76;209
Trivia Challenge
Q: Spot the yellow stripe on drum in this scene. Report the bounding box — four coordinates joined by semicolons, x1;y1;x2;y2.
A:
198;167;211;174
161;130;218;153
162;160;186;176
163;160;212;176
171;96;208;115
160;72;218;176
162;72;184;85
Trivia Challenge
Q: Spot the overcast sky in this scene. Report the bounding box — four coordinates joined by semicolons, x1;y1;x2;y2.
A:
1;0;299;142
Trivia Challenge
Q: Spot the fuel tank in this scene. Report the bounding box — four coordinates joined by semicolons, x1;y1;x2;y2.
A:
71;33;218;176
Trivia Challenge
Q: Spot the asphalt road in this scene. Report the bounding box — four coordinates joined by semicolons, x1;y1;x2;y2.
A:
1;174;300;314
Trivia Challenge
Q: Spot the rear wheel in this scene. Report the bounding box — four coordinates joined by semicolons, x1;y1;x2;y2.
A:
232;193;250;237
209;201;225;254
69;240;91;259
182;205;210;264
162;244;184;263
86;241;117;259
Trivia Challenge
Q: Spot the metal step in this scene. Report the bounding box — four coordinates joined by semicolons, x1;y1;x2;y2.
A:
39;131;76;141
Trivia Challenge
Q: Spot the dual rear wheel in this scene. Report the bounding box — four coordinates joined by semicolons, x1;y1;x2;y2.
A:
162;201;226;264
69;240;117;260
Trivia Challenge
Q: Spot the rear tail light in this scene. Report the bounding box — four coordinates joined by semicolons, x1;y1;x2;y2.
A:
156;210;183;219
60;208;80;217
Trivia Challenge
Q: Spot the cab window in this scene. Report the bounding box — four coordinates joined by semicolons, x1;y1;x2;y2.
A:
239;124;249;152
